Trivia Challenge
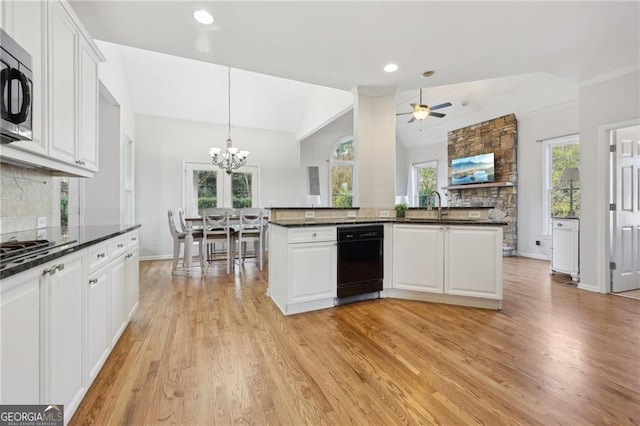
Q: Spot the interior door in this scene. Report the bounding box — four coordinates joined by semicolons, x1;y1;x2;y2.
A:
611;124;640;292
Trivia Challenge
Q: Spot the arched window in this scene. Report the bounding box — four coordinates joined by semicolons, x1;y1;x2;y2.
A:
329;136;355;207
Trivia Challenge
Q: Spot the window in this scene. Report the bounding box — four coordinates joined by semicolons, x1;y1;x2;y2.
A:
330;137;355;207
411;161;438;207
543;134;580;234
184;163;259;214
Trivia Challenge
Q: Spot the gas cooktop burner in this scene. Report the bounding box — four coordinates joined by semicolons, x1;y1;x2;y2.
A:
0;239;77;270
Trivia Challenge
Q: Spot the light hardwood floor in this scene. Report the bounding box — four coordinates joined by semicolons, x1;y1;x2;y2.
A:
70;257;639;425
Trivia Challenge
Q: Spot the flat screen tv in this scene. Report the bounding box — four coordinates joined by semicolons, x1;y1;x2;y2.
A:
451;153;495;185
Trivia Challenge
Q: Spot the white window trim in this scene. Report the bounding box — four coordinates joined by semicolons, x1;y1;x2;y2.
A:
329;135;357;207
409;160;438;207
541;134;579;235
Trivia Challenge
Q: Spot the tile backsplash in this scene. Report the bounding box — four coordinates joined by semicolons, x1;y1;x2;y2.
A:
0;163;53;233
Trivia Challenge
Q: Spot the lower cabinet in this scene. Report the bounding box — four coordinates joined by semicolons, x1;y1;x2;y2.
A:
125;247;140;319
391;224;503;302
110;255;127;346
86;268;109;384
268;225;337;314
44;251;86;417
0;267;43;404
444;226;503;299
0;230;140;422
393;225;444;293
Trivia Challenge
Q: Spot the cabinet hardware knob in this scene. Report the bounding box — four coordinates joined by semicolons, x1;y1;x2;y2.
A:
312;233;317;238
118;243;124;248
89;278;98;285
97;252;105;258
57;263;64;271
557;223;563;227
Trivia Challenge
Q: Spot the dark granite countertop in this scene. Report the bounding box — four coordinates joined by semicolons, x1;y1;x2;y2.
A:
1;224;141;279
269;218;507;228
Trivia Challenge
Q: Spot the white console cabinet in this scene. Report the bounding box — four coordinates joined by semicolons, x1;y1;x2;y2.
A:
551;218;580;281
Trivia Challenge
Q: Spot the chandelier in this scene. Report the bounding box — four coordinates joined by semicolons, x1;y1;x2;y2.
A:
209;67;249;174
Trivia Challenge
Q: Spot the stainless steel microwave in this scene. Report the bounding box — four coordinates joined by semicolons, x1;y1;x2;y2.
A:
1;29;33;143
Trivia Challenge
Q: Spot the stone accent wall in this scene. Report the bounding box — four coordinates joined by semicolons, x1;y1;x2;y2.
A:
447;114;517;255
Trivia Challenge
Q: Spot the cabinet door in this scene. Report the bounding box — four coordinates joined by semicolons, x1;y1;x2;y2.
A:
125;248;140;320
86;269;109;384
77;39;99;171
48;1;77;165
45;253;86;415
110;256;127;346
4;0;47;154
0;268;42;404
445;226;503;299
393;225;444;293
289;242;336;303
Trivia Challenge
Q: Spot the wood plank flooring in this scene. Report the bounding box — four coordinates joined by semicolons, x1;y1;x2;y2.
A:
70;257;639;425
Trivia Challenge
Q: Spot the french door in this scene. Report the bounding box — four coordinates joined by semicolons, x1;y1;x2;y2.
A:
610;124;640;292
183;162;259;215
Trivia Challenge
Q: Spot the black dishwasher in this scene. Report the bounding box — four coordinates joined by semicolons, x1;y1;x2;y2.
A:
337;225;383;299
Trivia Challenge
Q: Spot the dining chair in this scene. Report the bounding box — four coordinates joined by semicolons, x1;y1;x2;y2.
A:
167;209;205;274
235;208;265;271
202;208;235;274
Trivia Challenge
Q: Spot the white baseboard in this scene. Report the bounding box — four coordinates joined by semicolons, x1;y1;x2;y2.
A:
140;254;172;261
577;282;600;293
517;251;551;261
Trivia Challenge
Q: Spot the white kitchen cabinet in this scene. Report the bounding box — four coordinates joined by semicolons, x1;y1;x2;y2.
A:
551;218;580;281
43;251;86;418
1;0;47;155
289;241;337;303
86;267;109;384
110;254;127;347
77;38;100;171
125;246;140;319
268;225;337;315
0;267;43;404
445;226;503;299
392;225;444;293
47;0;77;166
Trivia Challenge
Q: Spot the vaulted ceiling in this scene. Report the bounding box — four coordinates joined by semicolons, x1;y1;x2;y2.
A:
70;1;639;146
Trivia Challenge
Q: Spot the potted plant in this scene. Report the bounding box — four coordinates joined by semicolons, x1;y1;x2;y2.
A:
395;203;408;218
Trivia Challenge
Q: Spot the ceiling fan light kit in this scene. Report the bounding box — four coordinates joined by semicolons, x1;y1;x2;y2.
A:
396;88;452;123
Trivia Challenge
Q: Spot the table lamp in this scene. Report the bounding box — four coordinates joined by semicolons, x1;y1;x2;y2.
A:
561;167;580;218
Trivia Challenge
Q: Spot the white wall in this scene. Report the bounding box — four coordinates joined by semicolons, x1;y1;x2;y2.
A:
95;40;135;138
516;103;579;259
136;114;301;258
579;69;640;292
299;110;353;206
401;141;448;206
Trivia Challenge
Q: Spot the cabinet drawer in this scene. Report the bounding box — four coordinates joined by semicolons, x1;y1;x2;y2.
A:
126;231;138;248
109;237;127;258
88;243;109;272
288;227;336;243
552;219;579;231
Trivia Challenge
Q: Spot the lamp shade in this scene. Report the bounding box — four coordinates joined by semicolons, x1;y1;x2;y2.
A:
561;167;580;182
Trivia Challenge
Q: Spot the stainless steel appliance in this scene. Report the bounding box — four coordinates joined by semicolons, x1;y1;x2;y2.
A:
0;238;76;271
337;224;384;299
1;29;33;143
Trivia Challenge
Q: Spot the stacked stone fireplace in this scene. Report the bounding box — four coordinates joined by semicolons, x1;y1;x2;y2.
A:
446;114;517;256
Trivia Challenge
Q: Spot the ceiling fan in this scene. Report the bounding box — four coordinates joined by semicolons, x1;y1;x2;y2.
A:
396;89;452;123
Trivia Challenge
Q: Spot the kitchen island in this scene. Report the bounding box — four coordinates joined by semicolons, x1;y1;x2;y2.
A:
268;217;505;315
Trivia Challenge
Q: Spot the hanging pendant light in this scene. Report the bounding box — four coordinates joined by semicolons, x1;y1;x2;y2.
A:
209;67;249;174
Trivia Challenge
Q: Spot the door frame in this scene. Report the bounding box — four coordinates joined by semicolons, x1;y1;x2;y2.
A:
599;117;640;293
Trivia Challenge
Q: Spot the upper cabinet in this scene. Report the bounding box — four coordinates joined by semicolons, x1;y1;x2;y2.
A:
0;0;104;177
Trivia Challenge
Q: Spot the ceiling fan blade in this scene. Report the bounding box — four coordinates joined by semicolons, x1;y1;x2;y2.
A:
396;112;413;116
408;116;416;123
430;102;452;111
428;111;446;118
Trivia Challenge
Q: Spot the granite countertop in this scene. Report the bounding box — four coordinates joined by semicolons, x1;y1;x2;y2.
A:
1;224;141;279
269;217;507;227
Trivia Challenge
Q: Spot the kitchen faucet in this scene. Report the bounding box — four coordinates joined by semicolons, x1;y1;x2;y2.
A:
429;190;443;220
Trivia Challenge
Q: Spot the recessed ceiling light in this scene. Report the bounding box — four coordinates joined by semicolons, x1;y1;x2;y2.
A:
422;70;435;78
384;63;398;73
193;9;214;25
